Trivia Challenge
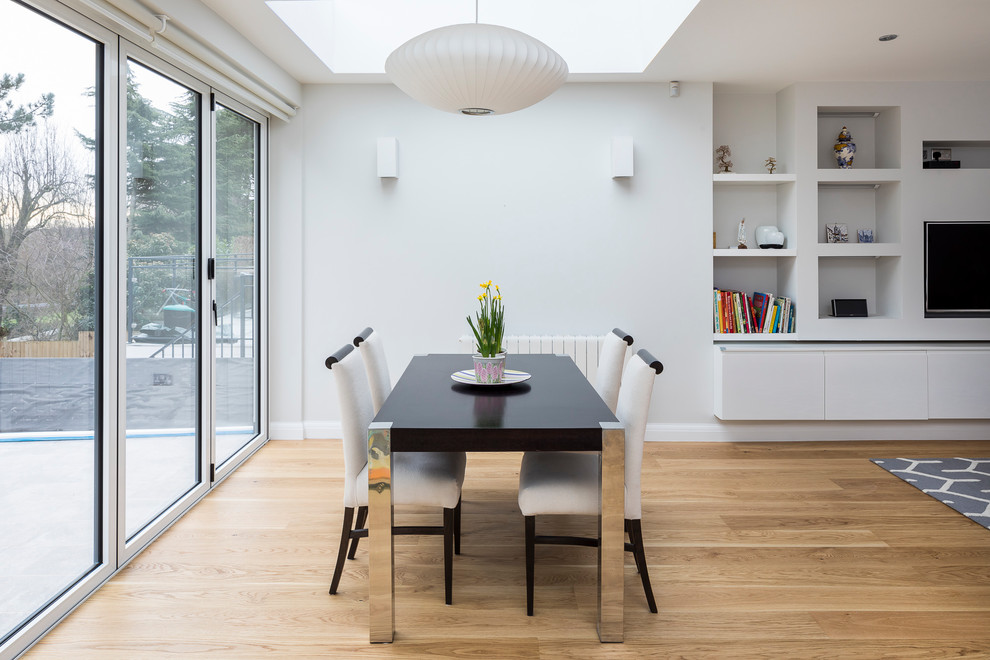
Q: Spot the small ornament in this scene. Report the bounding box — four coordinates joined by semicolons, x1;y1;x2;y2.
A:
834;126;856;168
715;145;733;173
737;217;747;249
764;156;777;174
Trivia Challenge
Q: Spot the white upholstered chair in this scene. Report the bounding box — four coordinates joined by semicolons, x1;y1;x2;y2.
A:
351;327;465;555
353;327;391;413
325;343;467;604
517;348;664;615
594;328;633;413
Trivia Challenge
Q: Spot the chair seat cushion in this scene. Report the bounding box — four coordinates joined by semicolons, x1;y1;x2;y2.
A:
354;451;466;509
518;451;603;517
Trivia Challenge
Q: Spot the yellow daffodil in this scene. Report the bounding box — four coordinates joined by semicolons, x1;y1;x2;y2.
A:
467;278;505;359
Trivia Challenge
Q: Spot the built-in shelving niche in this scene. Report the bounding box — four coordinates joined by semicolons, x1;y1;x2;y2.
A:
818;181;901;246
922;140;990;169
818;107;901;170
818;255;902;320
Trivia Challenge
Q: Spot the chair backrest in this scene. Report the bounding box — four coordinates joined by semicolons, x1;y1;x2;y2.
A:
615;348;663;519
326;344;374;507
594;328;633;413
354;327;391;414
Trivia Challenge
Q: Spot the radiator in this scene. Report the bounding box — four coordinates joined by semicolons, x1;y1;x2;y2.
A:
457;334;606;381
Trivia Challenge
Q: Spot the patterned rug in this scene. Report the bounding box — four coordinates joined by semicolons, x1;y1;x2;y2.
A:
871;458;990;530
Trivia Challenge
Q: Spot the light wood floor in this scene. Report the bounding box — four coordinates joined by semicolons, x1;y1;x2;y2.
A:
25;439;990;659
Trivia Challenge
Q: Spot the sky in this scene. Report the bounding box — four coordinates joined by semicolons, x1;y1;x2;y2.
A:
0;1;190;159
0;1;97;145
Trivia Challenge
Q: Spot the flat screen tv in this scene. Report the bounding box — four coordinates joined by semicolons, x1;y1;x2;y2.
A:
925;221;990;317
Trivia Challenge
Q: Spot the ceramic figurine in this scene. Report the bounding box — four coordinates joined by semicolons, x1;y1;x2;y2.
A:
834;126;856;168
715;145;733;173
765;156;777;174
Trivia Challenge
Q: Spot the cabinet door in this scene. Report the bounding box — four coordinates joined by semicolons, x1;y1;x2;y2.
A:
928;350;990;419
715;349;825;420
824;352;927;420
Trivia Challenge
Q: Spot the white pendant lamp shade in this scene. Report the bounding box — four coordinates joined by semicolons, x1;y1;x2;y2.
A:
385;23;568;116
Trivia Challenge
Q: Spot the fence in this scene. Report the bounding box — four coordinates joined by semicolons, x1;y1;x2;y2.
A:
0;332;95;358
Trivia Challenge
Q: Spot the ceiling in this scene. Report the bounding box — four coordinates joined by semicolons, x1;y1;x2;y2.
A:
200;0;990;92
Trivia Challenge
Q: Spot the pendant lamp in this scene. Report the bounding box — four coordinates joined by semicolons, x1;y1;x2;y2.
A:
385;22;568;116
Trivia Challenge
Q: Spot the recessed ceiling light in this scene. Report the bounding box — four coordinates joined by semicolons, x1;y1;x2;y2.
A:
879;34;898;42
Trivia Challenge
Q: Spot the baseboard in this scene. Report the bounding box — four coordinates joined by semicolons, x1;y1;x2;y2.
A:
304;421;343;440
268;422;305;440
647;421;990;443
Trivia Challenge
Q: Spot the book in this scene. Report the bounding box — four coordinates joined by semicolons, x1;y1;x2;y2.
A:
761;294;775;333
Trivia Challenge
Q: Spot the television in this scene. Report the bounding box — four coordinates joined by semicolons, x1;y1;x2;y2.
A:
925;221;990;317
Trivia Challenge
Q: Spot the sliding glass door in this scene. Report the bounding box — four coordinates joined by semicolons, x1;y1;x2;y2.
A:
1;6;267;655
213;99;262;470
0;0;102;646
123;57;206;540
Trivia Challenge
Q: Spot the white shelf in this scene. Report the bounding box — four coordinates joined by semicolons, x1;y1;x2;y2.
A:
714;248;797;257
816;243;902;257
817;169;902;184
713;173;796;184
715;333;800;342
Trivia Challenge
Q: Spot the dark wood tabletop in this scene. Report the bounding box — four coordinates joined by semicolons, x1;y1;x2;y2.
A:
373;354;618;452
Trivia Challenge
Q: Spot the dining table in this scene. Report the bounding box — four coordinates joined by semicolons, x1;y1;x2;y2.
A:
366;353;625;643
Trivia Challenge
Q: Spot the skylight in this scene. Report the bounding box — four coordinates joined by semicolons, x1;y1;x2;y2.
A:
267;0;699;75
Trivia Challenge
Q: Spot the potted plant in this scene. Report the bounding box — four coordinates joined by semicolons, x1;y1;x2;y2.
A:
467;280;505;383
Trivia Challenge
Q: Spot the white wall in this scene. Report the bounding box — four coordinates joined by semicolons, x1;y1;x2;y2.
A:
269;110;306;440
268;82;716;437
269;80;990;442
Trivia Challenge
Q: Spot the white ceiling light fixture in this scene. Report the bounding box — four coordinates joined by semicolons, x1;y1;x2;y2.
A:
384;2;568;116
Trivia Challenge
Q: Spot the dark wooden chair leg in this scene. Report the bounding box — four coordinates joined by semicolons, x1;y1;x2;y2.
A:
525;515;536;616
625;519;640;573
629;518;658;613
443;507;455;605
454;496;462;555
329;507;355;595
347;506;367;559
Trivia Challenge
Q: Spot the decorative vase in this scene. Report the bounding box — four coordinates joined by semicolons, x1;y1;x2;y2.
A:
834;126;856;168
473;353;506;383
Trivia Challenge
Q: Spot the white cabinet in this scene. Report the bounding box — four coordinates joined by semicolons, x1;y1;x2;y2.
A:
715;348;824;419
824;351;927;420
715;344;989;421
928;350;990;418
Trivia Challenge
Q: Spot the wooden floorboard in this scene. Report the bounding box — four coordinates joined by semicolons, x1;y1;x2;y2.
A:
24;439;990;659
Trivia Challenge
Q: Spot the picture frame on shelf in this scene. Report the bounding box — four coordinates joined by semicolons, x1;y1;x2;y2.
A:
857;229;875;243
826;223;849;243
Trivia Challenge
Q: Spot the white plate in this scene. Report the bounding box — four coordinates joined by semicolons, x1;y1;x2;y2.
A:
450;369;532;386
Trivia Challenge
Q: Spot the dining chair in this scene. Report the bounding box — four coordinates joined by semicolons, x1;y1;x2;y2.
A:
325;343;467;604
351;327;464;555
353;327;391;413
594;327;634;413
517;347;664;615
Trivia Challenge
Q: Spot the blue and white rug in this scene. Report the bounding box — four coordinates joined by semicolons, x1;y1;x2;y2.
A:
871;457;990;531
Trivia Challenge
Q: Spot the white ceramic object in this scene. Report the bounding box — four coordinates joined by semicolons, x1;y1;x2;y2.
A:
756;225;785;248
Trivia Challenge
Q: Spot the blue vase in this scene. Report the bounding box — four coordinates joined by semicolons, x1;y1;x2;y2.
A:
834;126;856;168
